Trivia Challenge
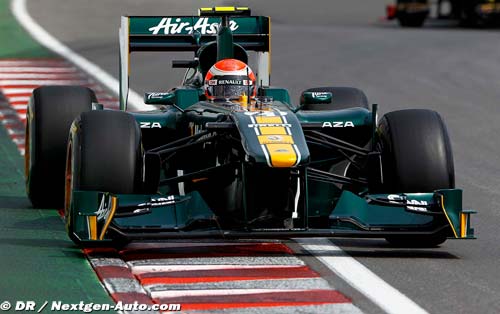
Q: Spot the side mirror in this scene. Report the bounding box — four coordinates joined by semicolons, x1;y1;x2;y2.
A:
294;91;333;112
300;91;332;105
144;92;175;105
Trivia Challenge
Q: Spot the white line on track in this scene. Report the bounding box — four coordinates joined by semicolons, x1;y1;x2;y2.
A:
150;288;304;299
1;88;34;95
0;67;78;72
131;264;303;275
297;238;429;314
0;60;67;66
0;73;83;79
5;97;29;102
0;80;89;86
11;0;148;111
12;138;25;145
11;104;27;110
6;128;23;136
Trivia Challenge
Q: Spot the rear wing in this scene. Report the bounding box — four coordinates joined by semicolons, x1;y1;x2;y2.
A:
119;8;271;110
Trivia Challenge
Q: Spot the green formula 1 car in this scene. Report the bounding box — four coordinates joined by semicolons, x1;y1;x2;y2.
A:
388;0;500;27
25;7;475;247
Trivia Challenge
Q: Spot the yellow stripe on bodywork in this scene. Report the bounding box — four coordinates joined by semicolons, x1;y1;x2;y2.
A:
99;196;117;240
88;216;97;240
215;6;236;12
440;194;458;238
259;127;287;135
267;144;297;167
256;116;282;124
254;114;298;167
460;213;467;238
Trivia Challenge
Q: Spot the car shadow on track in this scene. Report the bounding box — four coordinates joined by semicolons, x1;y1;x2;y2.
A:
296;238;460;259
342;249;459;259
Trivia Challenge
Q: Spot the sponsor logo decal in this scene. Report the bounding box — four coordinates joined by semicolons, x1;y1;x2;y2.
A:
268;135;282;141
258;135;294;144
95;194;113;221
138;196;176;208
151;196;176;206
209;79;253;86
149;17;239;35
322;121;355;128
218;79;240;85
388;194;428;212
248;123;292;128
140;122;162;128
146;92;169;99
311;92;330;99
406;199;428;212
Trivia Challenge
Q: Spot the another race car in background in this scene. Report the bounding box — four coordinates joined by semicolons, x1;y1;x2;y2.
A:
387;0;500;27
24;7;475;248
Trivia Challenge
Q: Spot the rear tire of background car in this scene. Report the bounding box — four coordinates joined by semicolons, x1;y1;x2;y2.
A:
65;110;143;246
458;1;479;27
25;86;95;208
300;87;369;111
377;109;455;247
397;13;427;27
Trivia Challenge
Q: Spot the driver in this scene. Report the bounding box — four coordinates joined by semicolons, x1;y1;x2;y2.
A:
204;59;256;102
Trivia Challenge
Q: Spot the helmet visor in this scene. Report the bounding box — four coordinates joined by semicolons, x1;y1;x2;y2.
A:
211;85;250;98
207;75;253;99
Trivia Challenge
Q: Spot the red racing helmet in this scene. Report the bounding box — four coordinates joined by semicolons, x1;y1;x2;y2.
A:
204;59;256;100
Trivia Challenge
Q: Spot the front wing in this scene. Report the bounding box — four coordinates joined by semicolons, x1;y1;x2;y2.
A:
68;188;475;246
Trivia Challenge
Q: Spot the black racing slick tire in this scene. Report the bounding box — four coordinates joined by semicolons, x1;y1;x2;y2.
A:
378;109;455;193
397;13;427;27
25;86;95;208
377;109;455;247
300;87;369;111
68;110;143;194
65;110;142;245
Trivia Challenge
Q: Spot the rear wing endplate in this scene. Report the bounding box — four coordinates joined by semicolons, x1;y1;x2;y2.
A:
119;11;271;110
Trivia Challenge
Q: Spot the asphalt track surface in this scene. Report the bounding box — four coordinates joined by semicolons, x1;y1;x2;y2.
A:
23;0;500;313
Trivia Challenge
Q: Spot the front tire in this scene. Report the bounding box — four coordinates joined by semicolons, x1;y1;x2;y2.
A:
377;109;455;247
65;110;143;245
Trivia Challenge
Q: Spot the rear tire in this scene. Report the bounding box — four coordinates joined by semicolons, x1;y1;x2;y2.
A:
397;13;427;27
300;87;369;111
377;109;455;247
458;1;479;27
25;86;95;208
65;110;143;246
